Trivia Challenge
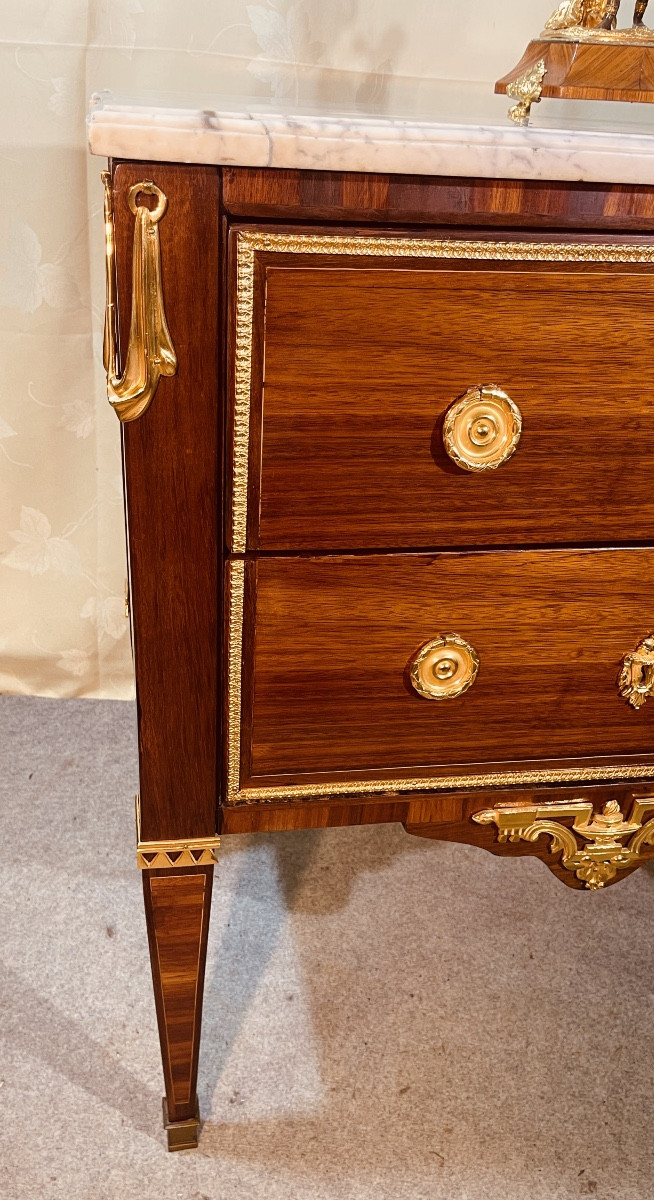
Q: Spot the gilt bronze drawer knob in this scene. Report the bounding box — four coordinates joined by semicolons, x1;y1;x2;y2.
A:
619;635;654;709
443;384;522;472
409;634;479;700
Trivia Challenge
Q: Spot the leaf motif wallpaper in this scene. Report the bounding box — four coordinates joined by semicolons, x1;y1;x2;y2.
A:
0;1;548;699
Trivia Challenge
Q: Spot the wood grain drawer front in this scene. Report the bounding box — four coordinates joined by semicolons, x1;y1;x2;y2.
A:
228;549;654;801
231;231;654;552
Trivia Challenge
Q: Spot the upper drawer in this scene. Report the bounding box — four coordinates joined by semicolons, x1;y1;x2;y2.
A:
228;230;654;552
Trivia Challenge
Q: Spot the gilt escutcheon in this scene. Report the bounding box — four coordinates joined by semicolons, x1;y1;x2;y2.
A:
619;635;654;709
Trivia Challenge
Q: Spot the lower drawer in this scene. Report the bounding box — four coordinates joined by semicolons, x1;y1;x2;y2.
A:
227;548;654;803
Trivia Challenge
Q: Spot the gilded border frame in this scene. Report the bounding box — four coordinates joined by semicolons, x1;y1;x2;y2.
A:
227;231;654;806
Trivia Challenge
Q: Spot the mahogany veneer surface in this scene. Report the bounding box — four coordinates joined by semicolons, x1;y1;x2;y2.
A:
222;167;654;230
113;162;222;844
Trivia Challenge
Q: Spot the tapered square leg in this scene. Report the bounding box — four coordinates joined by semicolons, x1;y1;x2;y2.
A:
143;866;213;1151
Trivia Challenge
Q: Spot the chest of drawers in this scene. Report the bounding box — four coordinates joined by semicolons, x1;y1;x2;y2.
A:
102;156;654;1150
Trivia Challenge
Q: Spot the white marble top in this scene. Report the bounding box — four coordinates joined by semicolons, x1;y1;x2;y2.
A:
87;76;654;186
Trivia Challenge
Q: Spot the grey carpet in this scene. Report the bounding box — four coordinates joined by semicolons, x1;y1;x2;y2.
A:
1;694;653;1199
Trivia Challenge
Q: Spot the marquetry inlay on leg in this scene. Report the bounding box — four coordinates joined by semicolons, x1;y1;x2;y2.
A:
143;867;213;1150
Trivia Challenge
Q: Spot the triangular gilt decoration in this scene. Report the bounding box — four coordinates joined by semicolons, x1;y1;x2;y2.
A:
134;794;220;871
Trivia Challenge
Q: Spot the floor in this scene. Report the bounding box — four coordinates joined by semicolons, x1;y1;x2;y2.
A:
2;695;653;1200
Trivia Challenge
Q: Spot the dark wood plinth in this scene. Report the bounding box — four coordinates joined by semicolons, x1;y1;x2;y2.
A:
496;37;654;103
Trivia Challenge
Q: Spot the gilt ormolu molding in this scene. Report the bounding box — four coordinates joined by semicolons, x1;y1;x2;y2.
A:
473;796;654;889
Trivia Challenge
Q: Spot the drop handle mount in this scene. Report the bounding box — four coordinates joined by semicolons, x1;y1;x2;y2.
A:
102;172;177;423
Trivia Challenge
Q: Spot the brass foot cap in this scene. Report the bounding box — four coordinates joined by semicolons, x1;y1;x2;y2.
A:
162;1097;201;1152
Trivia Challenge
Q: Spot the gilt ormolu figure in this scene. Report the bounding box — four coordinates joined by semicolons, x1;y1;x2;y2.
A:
599;0;649;28
546;0;649;30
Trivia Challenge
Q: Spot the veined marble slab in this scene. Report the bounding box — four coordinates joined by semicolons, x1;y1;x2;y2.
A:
88;91;654;186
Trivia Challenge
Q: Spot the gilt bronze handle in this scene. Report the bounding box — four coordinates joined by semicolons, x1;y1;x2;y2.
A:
102;173;177;423
443;385;522;472
409;634;480;700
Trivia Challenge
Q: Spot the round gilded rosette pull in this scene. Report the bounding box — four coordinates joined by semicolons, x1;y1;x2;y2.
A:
443;385;522;472
409;634;480;701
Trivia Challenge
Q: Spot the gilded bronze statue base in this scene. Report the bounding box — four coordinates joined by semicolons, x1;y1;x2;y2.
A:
496;37;654;123
541;23;654;44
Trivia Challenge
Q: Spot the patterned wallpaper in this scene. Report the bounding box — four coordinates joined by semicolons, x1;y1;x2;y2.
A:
0;2;550;699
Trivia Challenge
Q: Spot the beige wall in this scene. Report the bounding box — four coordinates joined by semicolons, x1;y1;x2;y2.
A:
0;2;552;699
